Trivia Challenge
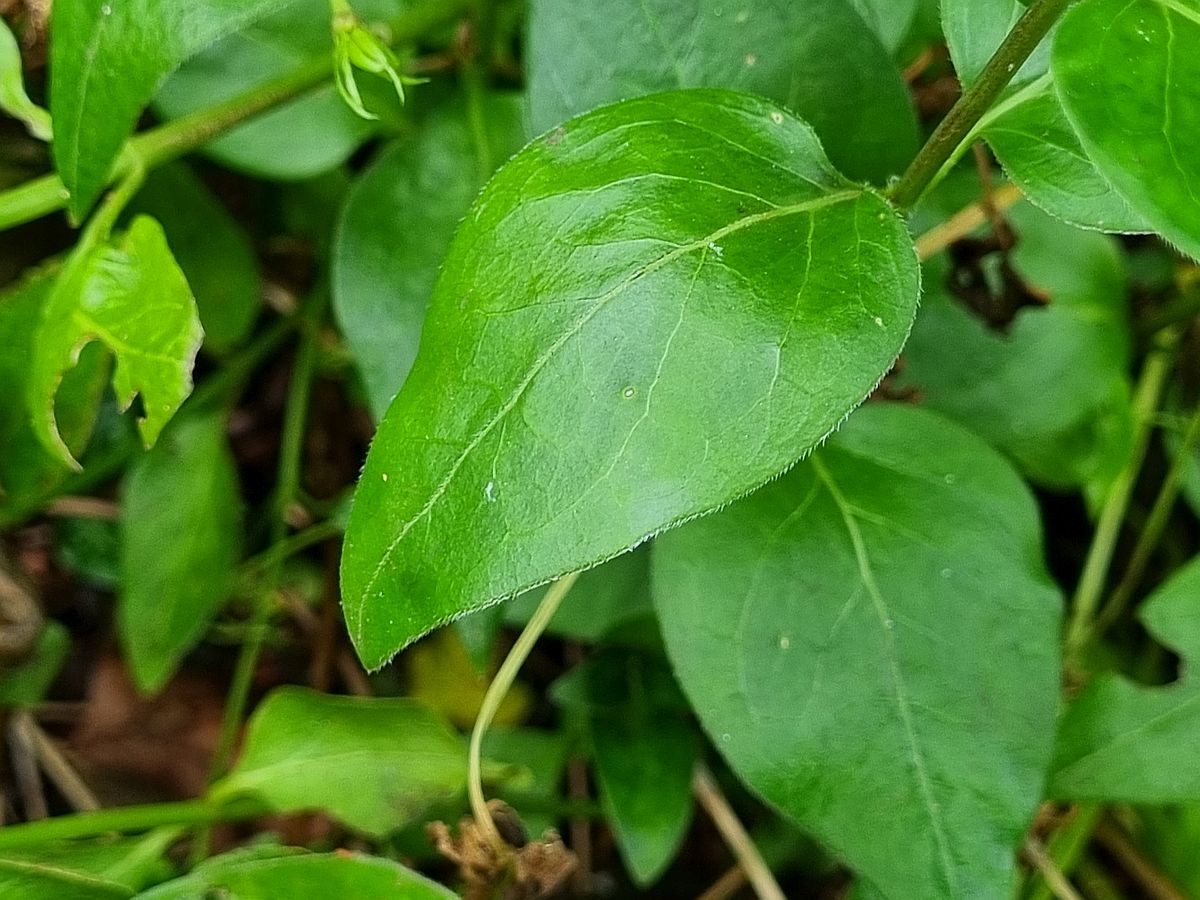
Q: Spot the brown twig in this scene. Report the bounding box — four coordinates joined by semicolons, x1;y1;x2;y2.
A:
1023;836;1084;900
11;711;100;812
914;182;1024;261
1094;822;1188;900
697;864;748;900
43;496;120;520
692;765;784;900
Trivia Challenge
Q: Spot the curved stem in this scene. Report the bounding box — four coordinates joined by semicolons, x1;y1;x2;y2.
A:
888;0;1076;210
1064;328;1181;671
468;572;579;848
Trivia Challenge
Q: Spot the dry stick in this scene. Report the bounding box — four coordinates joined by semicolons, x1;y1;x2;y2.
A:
913;182;1024;262
12;711;100;811
696;864;748;900
43;496;120;520
7;716;47;820
468;572;580;848
1093;822;1189;900
1023;836;1085;900
692;765;785;900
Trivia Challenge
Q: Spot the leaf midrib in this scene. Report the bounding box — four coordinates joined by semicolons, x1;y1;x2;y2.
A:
353;187;862;643
811;452;959;895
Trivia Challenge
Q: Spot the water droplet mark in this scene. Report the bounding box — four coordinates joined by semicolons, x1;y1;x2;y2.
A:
707;241;724;258
944;473;957;485
744;53;757;66
622;386;637;399
769;111;784;125
101;3;112;13
778;634;791;650
381;472;389;482
873;316;884;327
940;568;953;579
484;480;496;502
735;9;750;23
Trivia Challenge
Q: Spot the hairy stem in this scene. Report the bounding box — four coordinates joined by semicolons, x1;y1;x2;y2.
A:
889;0;1076;210
468;572;579;848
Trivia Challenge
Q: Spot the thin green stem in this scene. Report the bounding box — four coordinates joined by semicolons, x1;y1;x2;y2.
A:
0;0;474;232
0;797;269;850
888;0;1076;210
238;519;342;580
1064;328;1181;671
1094;397;1200;635
468;572;579;848
208;293;327;784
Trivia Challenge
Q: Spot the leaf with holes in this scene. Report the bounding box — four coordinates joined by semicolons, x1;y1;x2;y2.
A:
652;404;1062;898
1053;0;1200;256
28;216;203;468
339;89;921;669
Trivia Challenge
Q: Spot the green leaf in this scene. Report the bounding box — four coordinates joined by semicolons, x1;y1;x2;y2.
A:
847;0;919;53
128;165;260;354
0;268;108;507
135;847;456;899
1053;0;1200;258
554;651;697;886
212;687;467;835
49;0;292;219
152;0;404;181
0;621;70;709
118;412;242;693
526;0;917;183
333;94;527;419
340;89;921;669
484;727;572;839
1050;556;1200;802
652;404;1062;899
0;831;176;900
942;0;1146;232
0;17;50;140
899;201;1134;493
28;216;203;468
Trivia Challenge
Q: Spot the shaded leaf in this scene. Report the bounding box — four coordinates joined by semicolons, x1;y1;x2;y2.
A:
942;0;1145;231
900;201;1133;493
0;621;70;708
653;404;1062;899
0;831;176;900
333;94;527;419
49;0;292;218
212;687;467;836
340;89;921;669
848;0;919;53
1051;556;1200;802
118;412;242;693
526;0;917;183
136;847;456;899
554;651;697;886
1053;0;1200;257
29;216;203;468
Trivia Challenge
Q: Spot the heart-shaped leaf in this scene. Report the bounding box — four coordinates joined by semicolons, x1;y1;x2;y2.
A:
652;404;1062;899
340;89;921;669
1053;0;1200;256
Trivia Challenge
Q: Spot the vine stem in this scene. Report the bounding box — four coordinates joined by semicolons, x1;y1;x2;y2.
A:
1064;327;1182;670
888;0;1076;210
468;572;579;848
692;765;785;900
0;0;474;232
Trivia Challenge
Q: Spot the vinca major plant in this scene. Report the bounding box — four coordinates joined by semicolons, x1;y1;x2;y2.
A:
0;0;1199;896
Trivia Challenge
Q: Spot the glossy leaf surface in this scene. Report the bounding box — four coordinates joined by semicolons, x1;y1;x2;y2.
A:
1051;556;1200;801
29;216;203;467
526;0;917;183
50;0;290;217
119;413;242;693
1054;0;1200;257
137;848;456;899
213;688;466;835
942;0;1144;231
333;94;527;419
653;404;1062;899
340;90;921;669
